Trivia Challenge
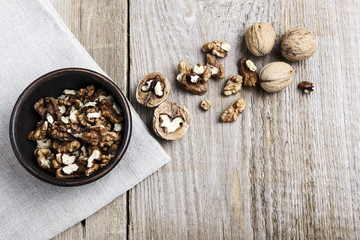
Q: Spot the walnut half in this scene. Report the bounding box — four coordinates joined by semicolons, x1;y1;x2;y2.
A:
223;75;243;96
202;40;231;58
153;102;190;140
136;72;170;108
220;98;246;123
239;57;258;87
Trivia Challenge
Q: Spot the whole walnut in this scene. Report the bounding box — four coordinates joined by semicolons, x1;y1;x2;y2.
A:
259;62;295;93
280;27;317;61
245;22;275;56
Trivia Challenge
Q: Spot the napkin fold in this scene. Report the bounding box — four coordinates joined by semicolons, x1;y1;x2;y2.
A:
0;1;171;239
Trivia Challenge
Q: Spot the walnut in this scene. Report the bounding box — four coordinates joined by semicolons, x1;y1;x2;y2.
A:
101;105;123;123
245;22;275;56
220;98;246;123
100;99;114;106
239;57;258;87
76;85;95;100
206;54;225;79
34;98;46;120
52;140;81;153
200;99;212;111
223;75;243;96
67;123;84;138
202;40;231;57
100;155;111;168
55;165;80;179
259;62;295;93
87;146;102;168
298;81;314;94
82;130;100;145
280;27;317;61
45;97;62;121
136;72;171;108
34;149;53;169
69;106;80;123
27;121;47;140
77;113;92;128
108;144;118;155
85;163;100;176
48;122;73;140
153;102;190;140
58;98;72;107
95;117;112;131
69;98;84;109
193;64;212;83
99;129;120;148
82;126;120;148
28;85;123;178
176;60;207;95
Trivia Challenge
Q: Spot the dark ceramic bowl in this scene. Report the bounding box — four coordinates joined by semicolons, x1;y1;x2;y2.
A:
9;68;132;186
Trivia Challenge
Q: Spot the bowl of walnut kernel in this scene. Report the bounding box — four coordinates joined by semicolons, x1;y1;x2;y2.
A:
10;68;132;186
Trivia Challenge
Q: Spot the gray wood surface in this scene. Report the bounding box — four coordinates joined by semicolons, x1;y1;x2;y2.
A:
51;0;360;239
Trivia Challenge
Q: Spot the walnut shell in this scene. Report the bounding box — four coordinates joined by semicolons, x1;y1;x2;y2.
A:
153;102;190;140
245;22;275;56
136;72;170;108
280;27;317;61
259;62;295;93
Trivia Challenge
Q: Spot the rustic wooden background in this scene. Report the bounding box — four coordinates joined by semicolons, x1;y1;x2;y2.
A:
50;0;360;239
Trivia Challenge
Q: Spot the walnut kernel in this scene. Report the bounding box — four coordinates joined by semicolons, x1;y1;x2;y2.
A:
220;98;246;123
223;75;243;96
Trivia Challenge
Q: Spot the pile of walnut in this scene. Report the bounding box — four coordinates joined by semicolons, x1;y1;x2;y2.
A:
136;24;318;139
175;40;250;123
27;85;123;179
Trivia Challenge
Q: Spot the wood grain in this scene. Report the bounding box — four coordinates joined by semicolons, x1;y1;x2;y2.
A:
128;0;360;239
50;0;128;239
50;0;360;239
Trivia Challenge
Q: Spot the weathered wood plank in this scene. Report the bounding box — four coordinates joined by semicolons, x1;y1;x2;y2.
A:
129;0;360;239
50;0;128;239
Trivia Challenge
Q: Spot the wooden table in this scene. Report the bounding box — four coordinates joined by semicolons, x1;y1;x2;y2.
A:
51;0;360;239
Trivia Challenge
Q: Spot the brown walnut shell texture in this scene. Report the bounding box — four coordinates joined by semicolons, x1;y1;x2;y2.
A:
245;22;275;56
259;62;295;93
153;102;190;141
280;27;317;61
136;72;170;108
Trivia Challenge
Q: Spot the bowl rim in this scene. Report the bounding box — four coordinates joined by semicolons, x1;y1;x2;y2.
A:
9;68;132;187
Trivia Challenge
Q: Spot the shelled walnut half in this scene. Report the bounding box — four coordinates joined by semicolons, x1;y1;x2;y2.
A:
202;40;231;58
220;98;246;123
223;75;243;96
136;72;171;108
153;102;190;140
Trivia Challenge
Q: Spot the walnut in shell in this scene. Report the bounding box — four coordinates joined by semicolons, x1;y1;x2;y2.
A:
259;62;295;93
136;72;171;107
153;102;190;140
245;22;275;56
223;75;242;96
280;27;317;61
220;98;246;123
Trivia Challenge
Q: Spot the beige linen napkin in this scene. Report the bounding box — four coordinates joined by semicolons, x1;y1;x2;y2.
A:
0;1;170;239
